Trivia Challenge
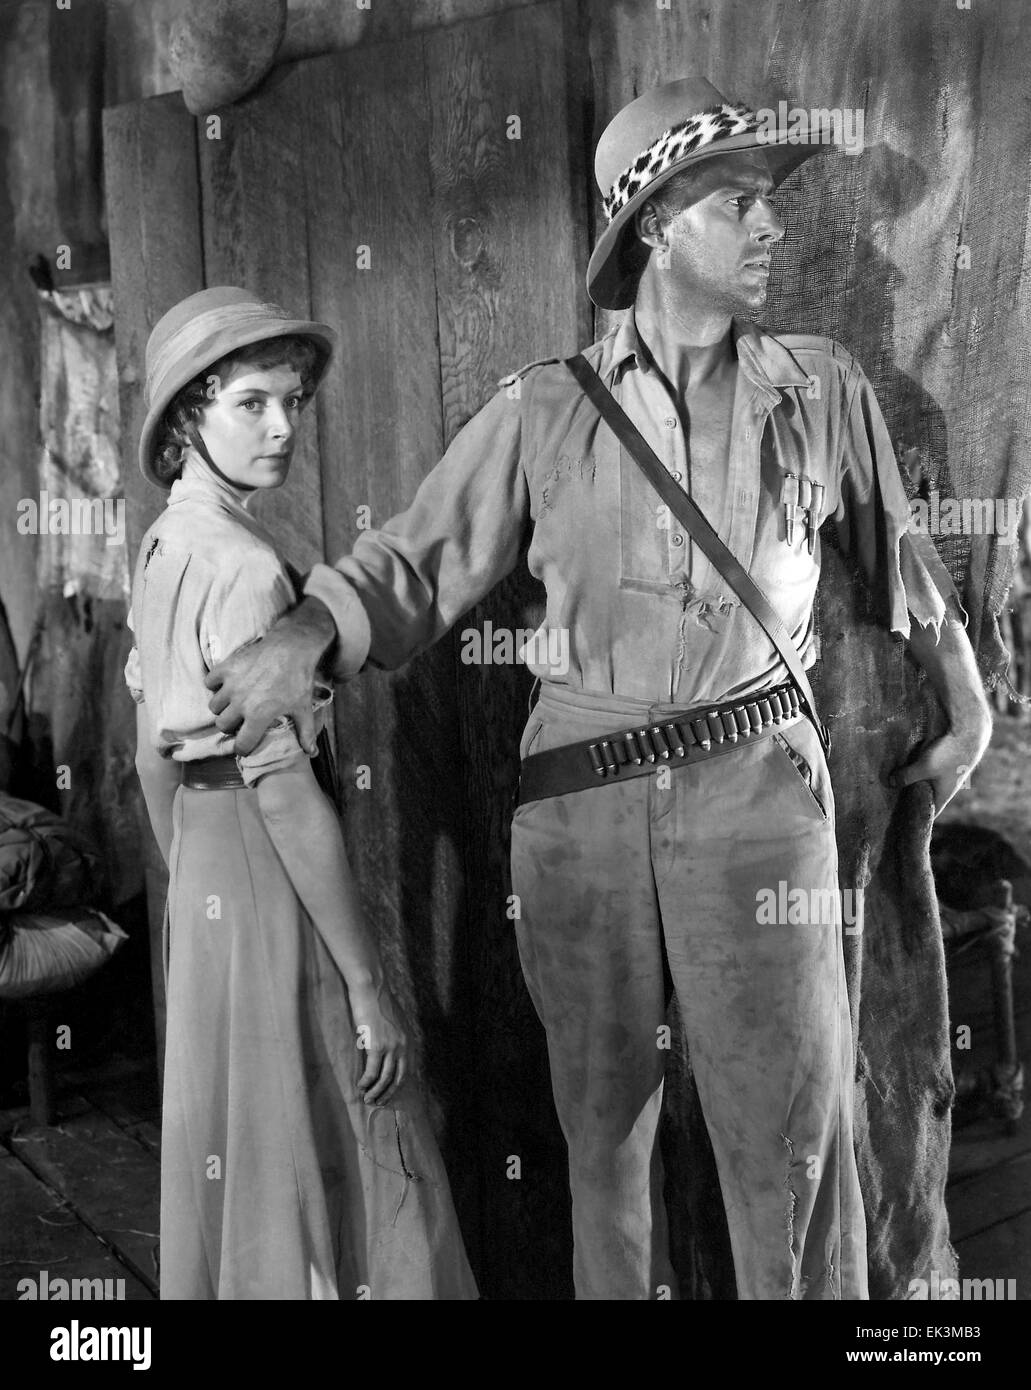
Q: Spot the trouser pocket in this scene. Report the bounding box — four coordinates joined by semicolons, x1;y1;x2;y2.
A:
772;730;830;823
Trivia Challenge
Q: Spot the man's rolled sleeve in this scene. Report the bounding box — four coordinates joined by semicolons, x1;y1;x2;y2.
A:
302;565;373;680
306;387;528;674
835;363;966;642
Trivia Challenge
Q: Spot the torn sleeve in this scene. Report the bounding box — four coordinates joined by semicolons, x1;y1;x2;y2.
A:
834;364;967;643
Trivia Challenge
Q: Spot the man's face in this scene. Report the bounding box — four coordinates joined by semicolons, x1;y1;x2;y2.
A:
646;151;785;316
197;363;308;491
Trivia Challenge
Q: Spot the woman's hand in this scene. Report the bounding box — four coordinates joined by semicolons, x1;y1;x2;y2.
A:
350;981;409;1106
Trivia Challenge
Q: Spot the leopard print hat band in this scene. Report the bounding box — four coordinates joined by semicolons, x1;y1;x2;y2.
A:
601;101;758;223
588;76;832;307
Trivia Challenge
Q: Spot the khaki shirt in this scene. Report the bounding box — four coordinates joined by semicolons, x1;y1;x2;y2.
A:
125;453;334;781
304;309;960;706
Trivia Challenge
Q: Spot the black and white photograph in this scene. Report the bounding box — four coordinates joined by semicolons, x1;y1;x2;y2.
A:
0;0;1028;1360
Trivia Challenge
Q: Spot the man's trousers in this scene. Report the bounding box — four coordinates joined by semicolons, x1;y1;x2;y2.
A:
510;682;869;1300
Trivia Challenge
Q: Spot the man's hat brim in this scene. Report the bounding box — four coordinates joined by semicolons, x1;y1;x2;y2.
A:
587;127;832;311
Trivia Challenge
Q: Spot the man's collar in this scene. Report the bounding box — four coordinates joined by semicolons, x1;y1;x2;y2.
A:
607;306;648;376
732;319;812;391
606;306;811;393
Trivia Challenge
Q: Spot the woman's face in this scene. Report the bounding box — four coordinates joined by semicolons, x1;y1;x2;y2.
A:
196;361;308;490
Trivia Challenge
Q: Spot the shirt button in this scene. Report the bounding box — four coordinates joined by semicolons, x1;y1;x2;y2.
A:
744;428;753;441
664;416;677;429
672;471;683;483
671;534;684;547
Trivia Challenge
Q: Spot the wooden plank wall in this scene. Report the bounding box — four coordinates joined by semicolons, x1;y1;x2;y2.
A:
197;76;326;571
300;38;476;1251
103;95;205;1070
421;3;588;1295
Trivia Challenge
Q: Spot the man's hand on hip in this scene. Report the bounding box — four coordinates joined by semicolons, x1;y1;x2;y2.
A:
205;597;338;755
891;722;991;817
897;615;992;818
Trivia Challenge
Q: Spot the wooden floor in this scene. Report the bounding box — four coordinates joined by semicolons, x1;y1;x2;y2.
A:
1;1018;1026;1301
0;1057;160;1302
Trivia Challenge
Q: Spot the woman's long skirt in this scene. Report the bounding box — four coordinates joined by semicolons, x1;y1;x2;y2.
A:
160;781;478;1300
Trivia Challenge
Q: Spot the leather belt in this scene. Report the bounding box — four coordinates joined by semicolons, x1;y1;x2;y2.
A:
181;755;248;790
517;682;804;806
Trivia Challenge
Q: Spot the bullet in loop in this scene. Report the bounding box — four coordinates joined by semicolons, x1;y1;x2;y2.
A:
598;739;619;774
649;725;672;759
706;712;725;745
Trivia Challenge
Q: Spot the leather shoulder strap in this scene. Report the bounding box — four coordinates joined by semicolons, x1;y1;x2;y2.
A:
565;352;830;753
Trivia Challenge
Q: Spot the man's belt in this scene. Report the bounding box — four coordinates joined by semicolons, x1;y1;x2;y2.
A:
517;682;804;806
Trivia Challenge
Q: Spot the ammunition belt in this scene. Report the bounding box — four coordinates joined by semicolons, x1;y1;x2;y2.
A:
517;682;805;806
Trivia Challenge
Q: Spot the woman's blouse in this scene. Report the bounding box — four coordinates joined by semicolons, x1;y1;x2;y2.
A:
124;450;331;786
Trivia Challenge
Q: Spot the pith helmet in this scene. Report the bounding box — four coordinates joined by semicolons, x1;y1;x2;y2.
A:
138;286;336;488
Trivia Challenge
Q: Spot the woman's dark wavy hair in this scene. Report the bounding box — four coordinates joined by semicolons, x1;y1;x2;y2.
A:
152;335;320;487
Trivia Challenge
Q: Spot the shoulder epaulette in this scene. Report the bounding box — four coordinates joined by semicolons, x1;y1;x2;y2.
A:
497;356;562;388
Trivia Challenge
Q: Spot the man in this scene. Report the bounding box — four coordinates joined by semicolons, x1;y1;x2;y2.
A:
204;75;991;1299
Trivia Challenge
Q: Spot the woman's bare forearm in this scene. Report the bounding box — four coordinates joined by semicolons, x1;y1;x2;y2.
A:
255;759;386;994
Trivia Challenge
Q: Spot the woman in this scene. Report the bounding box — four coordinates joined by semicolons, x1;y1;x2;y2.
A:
126;286;477;1300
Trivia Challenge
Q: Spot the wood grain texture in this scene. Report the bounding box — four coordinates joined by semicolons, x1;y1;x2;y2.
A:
103;94;204;564
423;0;589;1299
102;93;205;1067
196;67;326;571
296;40;473;1232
